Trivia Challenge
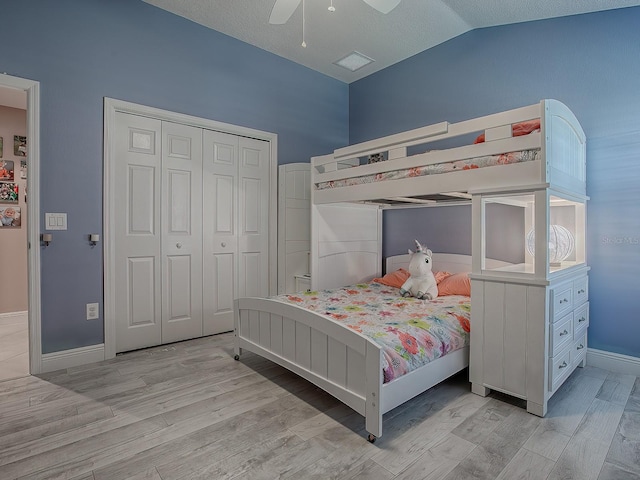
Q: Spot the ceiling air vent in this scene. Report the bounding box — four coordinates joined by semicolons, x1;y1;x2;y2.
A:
333;51;374;72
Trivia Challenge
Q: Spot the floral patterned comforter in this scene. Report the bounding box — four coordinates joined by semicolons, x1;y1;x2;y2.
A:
315;149;540;190
274;282;471;383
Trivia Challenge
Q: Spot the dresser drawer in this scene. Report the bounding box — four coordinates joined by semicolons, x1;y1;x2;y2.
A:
550;312;573;357
573;276;589;307
571;332;587;366
549;345;572;392
574;302;589;339
550;283;573;321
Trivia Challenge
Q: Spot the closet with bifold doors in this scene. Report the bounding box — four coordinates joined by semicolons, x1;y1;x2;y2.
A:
113;112;270;354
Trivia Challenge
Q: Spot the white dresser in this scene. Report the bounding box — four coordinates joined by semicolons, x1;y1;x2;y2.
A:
548;272;589;394
470;266;589;416
469;186;589;416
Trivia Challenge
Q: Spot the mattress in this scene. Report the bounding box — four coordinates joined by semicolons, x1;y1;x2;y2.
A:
315;149;540;190
274;282;471;383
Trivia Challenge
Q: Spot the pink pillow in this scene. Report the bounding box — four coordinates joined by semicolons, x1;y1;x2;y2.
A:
474;119;541;144
437;272;471;296
373;268;410;288
434;271;451;284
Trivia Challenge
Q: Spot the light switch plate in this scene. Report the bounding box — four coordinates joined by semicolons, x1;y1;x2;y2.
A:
45;213;67;231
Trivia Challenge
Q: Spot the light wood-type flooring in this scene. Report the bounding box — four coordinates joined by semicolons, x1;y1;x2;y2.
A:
0;333;638;480
0;312;29;382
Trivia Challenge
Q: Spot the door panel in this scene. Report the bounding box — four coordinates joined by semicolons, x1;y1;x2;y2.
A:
167;170;191;233
115;113;162;353
161;121;203;344
166;254;192;320
238;138;270;299
127;257;156;327
203;130;238;335
277;163;311;294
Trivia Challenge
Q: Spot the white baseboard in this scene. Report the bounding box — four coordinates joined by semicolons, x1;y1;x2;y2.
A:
587;348;640;377
0;311;28;325
41;344;105;373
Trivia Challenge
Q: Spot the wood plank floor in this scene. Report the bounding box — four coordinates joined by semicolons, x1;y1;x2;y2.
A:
0;312;29;382
0;333;638;480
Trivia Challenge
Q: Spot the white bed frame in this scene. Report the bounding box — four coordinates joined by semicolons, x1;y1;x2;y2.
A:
235;253;509;440
235;99;586;440
312;99;585;205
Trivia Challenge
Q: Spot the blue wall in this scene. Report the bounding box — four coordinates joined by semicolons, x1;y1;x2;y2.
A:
351;7;640;358
0;0;348;353
1;1;637;359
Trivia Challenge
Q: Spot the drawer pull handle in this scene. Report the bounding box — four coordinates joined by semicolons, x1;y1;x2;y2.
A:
578;289;585;294
559;298;568;304
577;344;584;350
559;330;569;336
559;361;568;369
578;317;586;323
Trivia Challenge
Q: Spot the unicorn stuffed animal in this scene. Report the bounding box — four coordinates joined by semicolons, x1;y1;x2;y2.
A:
399;240;438;300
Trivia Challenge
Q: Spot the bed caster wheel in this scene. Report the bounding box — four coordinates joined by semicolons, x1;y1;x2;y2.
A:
367;434;376;443
234;354;240;361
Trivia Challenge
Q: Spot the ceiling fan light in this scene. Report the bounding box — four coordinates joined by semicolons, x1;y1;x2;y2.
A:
334;51;374;72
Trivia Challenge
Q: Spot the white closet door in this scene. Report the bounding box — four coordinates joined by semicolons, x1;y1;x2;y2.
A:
202;130;239;335
161;122;203;344
202;132;270;334
277;163;311;294
238;137;270;299
114;112;163;352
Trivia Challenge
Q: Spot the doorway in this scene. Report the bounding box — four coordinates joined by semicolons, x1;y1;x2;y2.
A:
0;74;42;377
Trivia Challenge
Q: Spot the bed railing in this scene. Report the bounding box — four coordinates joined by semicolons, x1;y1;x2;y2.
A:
234;297;384;437
311;99;586;203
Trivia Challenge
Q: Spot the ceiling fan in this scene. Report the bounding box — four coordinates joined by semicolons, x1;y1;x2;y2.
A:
269;0;402;24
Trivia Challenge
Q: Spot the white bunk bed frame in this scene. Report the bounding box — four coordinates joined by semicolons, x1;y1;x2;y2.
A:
312;99;585;204
235;99;586;441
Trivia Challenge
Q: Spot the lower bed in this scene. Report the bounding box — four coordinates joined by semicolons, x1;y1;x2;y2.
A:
234;280;471;440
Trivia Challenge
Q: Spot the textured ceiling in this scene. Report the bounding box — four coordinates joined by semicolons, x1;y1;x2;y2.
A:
143;0;640;83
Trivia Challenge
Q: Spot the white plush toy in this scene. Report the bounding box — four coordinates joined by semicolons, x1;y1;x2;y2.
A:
399;240;438;300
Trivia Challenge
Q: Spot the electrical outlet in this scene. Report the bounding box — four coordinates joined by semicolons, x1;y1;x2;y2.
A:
86;303;99;320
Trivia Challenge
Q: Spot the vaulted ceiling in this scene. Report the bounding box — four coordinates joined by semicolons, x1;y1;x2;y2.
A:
143;0;640;83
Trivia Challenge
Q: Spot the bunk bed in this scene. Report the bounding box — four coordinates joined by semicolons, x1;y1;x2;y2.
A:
234;99;587;440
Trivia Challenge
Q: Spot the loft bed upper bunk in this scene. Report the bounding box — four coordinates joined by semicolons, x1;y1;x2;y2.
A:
311;99;586;207
235;100;587;442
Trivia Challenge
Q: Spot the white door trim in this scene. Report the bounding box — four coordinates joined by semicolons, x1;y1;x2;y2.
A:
103;98;278;360
0;74;42;374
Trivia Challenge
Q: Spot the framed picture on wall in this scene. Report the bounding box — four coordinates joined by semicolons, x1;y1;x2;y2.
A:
0;206;21;227
0;160;14;181
0;182;19;204
14;135;27;157
20;159;26;179
0;136;3;158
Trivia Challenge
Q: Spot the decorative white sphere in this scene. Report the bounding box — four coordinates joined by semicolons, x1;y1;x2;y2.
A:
526;225;575;264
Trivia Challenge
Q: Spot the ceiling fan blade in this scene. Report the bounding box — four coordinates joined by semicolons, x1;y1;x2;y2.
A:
269;0;302;24
362;0;401;14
